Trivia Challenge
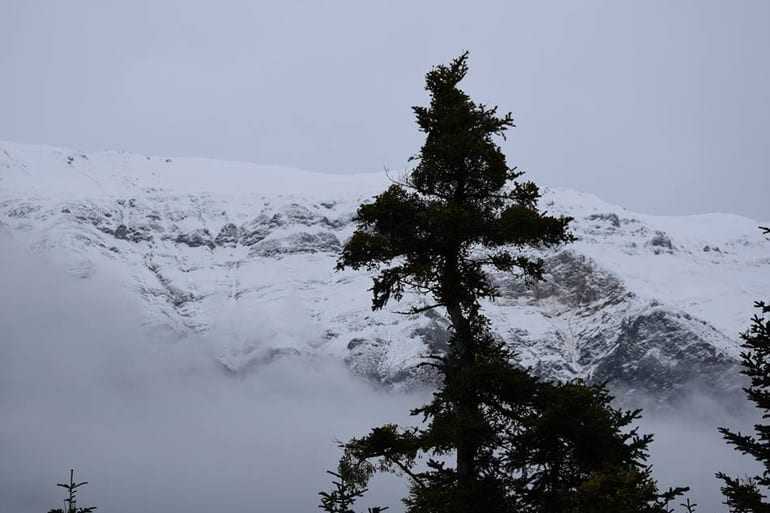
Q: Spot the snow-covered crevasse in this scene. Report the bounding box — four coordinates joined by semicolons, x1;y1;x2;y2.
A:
2;140;768;402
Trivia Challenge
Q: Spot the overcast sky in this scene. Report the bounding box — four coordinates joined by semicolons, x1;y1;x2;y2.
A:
2;0;768;220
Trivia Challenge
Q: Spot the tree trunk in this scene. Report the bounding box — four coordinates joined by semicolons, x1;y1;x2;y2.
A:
446;298;479;506
444;179;483;508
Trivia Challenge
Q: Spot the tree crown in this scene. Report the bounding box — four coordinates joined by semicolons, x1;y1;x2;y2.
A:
337;52;573;315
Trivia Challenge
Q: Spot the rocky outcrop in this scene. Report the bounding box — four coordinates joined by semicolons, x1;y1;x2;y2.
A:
2;140;767;404
249;232;341;257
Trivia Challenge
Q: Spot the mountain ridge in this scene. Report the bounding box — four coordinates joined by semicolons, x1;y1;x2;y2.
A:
3;140;768;404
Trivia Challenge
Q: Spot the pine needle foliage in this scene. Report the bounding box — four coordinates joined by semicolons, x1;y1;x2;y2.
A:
323;52;685;513
319;455;389;513
47;468;96;513
718;226;770;513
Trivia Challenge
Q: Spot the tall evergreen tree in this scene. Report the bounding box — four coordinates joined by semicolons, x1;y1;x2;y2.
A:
717;226;770;513
323;53;685;513
336;50;572;509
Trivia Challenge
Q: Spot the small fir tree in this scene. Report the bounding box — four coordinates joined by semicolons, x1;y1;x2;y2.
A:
47;468;96;513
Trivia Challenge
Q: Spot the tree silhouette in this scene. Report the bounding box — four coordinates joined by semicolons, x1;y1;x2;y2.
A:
47;468;96;513
322;52;685;513
717;226;770;513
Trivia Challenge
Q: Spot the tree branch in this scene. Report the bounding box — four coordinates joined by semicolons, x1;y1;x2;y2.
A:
393;303;445;315
385;455;428;490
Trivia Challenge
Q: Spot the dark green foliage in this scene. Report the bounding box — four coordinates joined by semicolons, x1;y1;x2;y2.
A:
680;498;698;513
336;52;572;316
47;469;96;513
717;227;770;513
319;455;388;513
323;52;685;513
333;367;685;513
717;299;770;512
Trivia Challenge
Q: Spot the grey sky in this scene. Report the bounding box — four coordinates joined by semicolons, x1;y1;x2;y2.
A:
2;0;768;220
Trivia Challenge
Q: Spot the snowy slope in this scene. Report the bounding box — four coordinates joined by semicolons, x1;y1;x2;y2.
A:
2;140;768;402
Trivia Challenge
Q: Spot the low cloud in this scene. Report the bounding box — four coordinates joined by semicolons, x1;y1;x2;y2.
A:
0;236;757;512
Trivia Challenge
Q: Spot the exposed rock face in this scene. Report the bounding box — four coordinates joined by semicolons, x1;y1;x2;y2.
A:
648;231;675;254
592;309;738;397
2;140;768;404
175;229;215;249
214;223;240;246
249;231;341;257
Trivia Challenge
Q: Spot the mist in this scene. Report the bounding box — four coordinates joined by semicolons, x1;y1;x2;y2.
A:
0;236;421;513
0;233;758;512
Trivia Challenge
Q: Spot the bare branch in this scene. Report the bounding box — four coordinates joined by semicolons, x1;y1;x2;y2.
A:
416;360;443;370
385;456;428;490
384;166;413;190
393;303;445;315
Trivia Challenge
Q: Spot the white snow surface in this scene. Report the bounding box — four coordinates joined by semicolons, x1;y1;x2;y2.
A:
2;140;768;393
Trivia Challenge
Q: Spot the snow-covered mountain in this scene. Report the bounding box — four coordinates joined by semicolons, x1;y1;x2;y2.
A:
2;141;768;403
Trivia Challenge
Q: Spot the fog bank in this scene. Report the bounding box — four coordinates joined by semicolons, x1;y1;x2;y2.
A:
0;236;757;512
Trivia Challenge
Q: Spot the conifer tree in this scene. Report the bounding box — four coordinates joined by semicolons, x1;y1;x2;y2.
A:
47;468;96;513
717;226;770;513
322;53;686;513
335;50;572;510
